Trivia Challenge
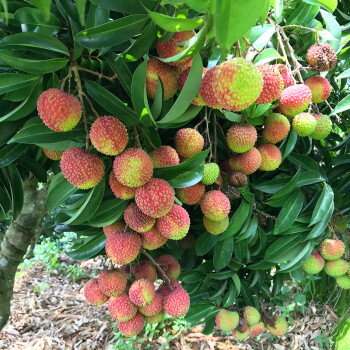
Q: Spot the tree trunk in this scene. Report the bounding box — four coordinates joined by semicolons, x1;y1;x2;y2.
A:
0;177;47;331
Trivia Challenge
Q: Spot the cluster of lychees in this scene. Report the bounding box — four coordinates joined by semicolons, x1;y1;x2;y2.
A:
215;306;288;340
302;238;350;289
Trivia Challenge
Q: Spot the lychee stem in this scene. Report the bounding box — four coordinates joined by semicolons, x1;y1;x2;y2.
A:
77;66;118;83
60;66;72;91
133;127;142;148
282;25;320;43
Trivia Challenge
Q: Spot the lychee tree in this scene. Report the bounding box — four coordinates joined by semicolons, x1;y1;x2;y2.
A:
0;0;349;342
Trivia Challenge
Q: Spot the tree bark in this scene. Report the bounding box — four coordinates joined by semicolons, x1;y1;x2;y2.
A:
0;178;47;331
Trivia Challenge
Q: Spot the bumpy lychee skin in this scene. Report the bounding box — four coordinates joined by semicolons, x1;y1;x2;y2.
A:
274;64;294;88
124;203;155;233
302;251;325;274
243;306;261;326
163;287;190;317
250;322;265;337
103;220;126;238
310;114;332;140
118;312;145;337
292;113;317;137
226;124;257;153
108;292;137;322
200;66;222;109
233;329;250;341
37;88;82;132
176;182;205;205
129;279;156;307
84;279;109;305
255;65;284;104
90;116;128;156
43;148;63;160
202;163;220;185
212;58;263;111
200;190;231;221
145;58;178;100
203;216;229;235
60;148;105;189
146;311;165;324
156;255;181;280
229;147;261;175
174;128;204;158
258;144;282;171
307;43;337;72
320;239;345;261
156;30;195;67
98;269;127;297
267;317;288;336
132;261;157;282
113;148;153;188
109;172;135;200
305;76;331;103
263;114;290;144
215;310;239;331
324;259;348;277
158;280;182;297
139;226;168;250
149;146;180;168
135;178;174;218
278;84;312;117
157;204;190;240
336;275;350;289
139;292;163;316
105;232;141;265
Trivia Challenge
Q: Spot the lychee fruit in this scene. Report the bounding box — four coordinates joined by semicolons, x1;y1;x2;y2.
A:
157;204;190;240
274;64;294;88
292;112;317;137
145;311;165;324
124;203;155;233
103;220;126;238
255;65;284;104
84;278;109;305
176;182;205;205
336;275;350;289
129;279;156;307
215;310;239;331
109;171;135;200
250;322;265;337
324;259;348;277
163;286;190;317
149;146;180;167
60;147;105;189
221;185;241;201
302;251;325;274
203;216;229;235
98;269;127;297
105;232;141;265
156;255;181;280
229;171;248;187
135;178;174;218
258;144;282;171
212;58;263;111
320;239;345;261
37;88;82;132
139;292;163;316
174;128;204;159
307;43;337;72
108;292;137;322
200;66;222;109
113;148;153;188
278;84;312;117
233;329;250;341
305;76;331;103
226;124;257;153
118;312;145;337
200;190;231;221
266;317;288;336
145;58;178;100
243;306;261;326
132;261;157;282
310;114;332;140
43;148;63;160
202;163;220;185
158;280;182;297
139;226;168;250
90;116;128;156
262;114;290;144
229;147;261;175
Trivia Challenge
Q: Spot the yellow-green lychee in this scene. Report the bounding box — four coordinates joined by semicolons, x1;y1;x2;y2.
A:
336;275;350;289
149;145;180;167
324;259;348;277
43;148;63;160
302;251;325;274
233;328;250;341
200;190;231;221
202;163;220;185
310;114;332;140
266;317;288;336
250;322;265;337
203;216;229;235
215;309;239;331
292;113;317;137
243;306;261;326
258;144;282;171
174;128;204;158
128;279;155;307
262;113;290;144
226;124;257;153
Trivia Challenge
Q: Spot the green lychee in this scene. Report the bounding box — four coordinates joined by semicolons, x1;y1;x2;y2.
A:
202;163;220;185
336;275;350;289
266;317;288;336
203;215;229;235
243;306;261;326
320;239;345;261
215;309;239;331
310;114;332;140
324;259;348;277
302;251;325;274
292;113;317;137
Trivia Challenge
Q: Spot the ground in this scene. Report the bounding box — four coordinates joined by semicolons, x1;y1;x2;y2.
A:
0;254;338;350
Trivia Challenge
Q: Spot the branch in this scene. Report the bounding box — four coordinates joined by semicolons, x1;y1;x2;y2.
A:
82;92;100;119
77;66;118;83
61;66;72;91
325;100;341;123
282;25;320;43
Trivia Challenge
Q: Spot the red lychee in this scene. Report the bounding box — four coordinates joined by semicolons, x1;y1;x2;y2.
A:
163;287;190;317
43;148;63;160
307;43;337;72
305;75;331;103
229;147;261;175
176;182;205;205
174;128;204;158
84;278;109;305
278;84;312;117
98;269;127;297
226;124;257;153
156;255;181;280
262;113;290;144
124;203;155;233
103;220;126;238
139;292;163;316
258;144;282;171
200;66;222;109
129;279;156;307
132;261;157;282
149;146;180;167
108;292;137;322
118;312;145;337
139;226;168;250
200;190;231;221
109;171;135;200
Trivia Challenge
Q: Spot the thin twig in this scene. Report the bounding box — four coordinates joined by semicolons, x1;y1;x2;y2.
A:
77;66;118;83
82;92;100;119
283;25;320;43
136;126;157;150
325;100;341;123
133;126;142;148
236;40;242;57
61;66;72;91
213;115;217;162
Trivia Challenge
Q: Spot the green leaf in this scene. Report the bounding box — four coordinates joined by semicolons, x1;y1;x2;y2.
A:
213;237;234;270
147;11;204;32
0;50;68;74
337;68;350;80
185;303;218;325
310;184;334;226
331;95;350;115
282;131;298;161
236;216;258;242
269;169;300;201
168;165;204;188
67;232;106;260
306;201;334;239
195;232;217;256
222;283;236;308
288;152;320;172
223;111;242;122
90;0;154;14
273;190;304;234
76;0;86;26
215;0;269;51
303;0;337;13
5;165;24;219
75;15;148;49
320;9;341;51
273;0;284;20
46;172;78;212
278;241;313;272
0;144;28;168
27;0;52;21
0;74;41;94
17;155;47;183
254;48;281;65
157;105;202;129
